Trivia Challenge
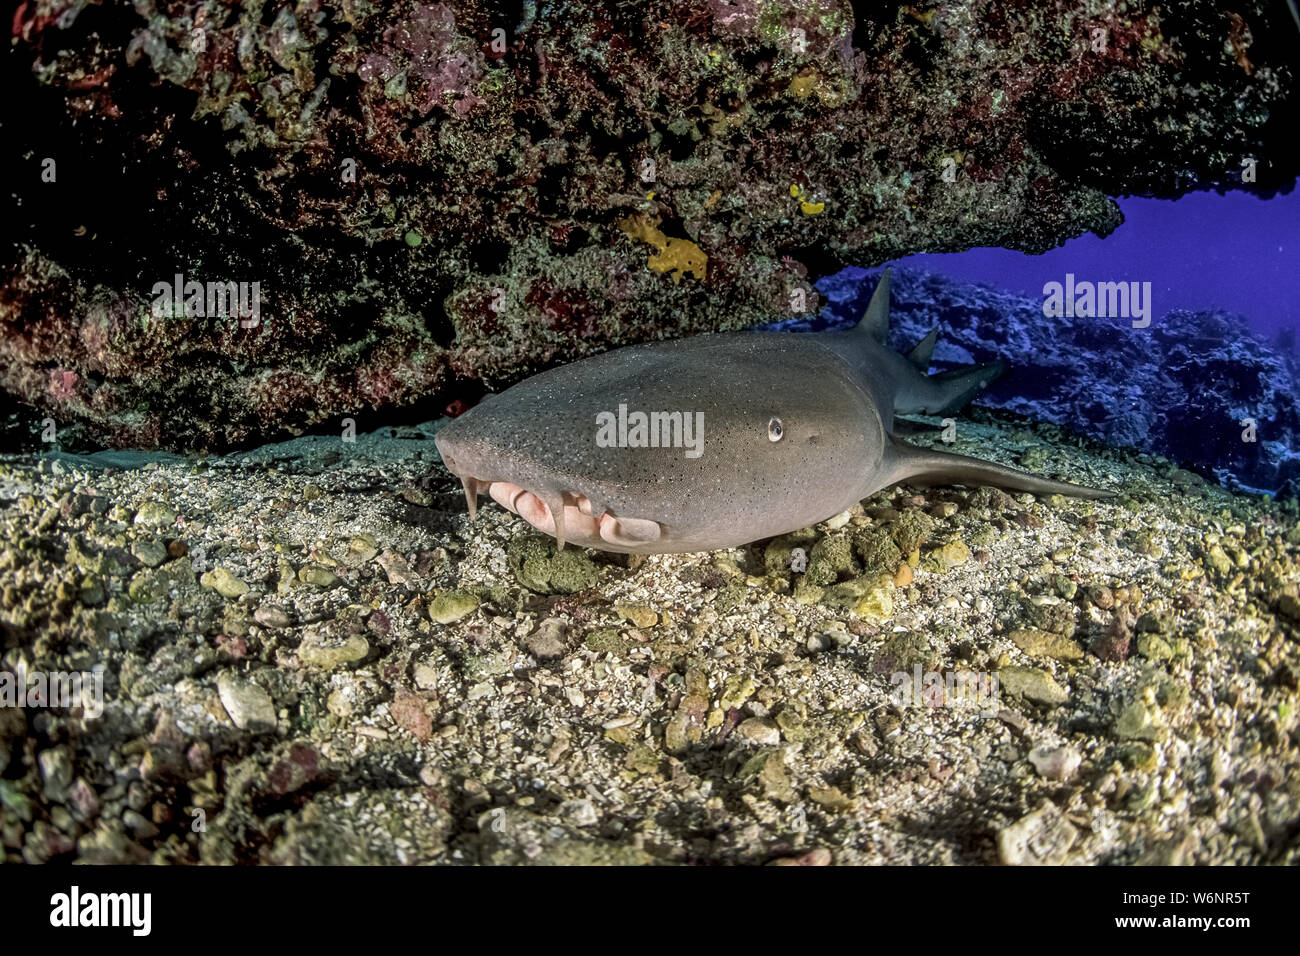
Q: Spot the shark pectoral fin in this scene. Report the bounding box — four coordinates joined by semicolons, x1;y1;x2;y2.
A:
888;440;1116;499
891;417;945;437
924;360;1006;415
906;327;939;371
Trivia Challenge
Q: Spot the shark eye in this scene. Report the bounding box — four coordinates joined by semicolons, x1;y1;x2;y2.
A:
767;417;784;442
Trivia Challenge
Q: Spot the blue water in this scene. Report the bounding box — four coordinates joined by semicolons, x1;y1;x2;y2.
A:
892;191;1299;341
785;189;1300;496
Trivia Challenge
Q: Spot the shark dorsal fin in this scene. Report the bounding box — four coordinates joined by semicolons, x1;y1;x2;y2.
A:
855;268;891;343
906;327;938;370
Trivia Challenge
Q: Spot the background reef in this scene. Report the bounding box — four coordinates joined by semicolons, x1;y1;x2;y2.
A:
3;0;1298;450
769;267;1300;497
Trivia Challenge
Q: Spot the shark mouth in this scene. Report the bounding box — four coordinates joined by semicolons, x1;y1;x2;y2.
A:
456;476;662;551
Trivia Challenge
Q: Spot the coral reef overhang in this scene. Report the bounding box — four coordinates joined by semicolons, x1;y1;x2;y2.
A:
2;0;1297;450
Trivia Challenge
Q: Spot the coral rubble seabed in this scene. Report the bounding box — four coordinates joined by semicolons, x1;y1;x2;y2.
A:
1;417;1297;864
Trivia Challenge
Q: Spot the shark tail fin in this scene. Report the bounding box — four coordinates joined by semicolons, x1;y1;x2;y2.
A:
923;361;1006;415
889;439;1115;499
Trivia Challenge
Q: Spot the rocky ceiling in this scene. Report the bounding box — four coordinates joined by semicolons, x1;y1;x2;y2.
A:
2;0;1296;450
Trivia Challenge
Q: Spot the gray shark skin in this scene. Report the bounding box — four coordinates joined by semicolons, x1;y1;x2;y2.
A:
434;271;1114;554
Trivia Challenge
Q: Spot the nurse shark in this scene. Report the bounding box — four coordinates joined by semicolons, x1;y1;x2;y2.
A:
435;271;1113;554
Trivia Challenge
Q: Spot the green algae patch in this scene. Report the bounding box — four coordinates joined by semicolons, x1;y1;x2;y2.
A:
584;628;628;655
763;529;817;576
889;509;936;553
999;667;1069;706
508;535;599;594
1010;628;1084;662
852;527;903;576
200;565;249;599
428;589;480;624
806;532;854;585
298;631;370;670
